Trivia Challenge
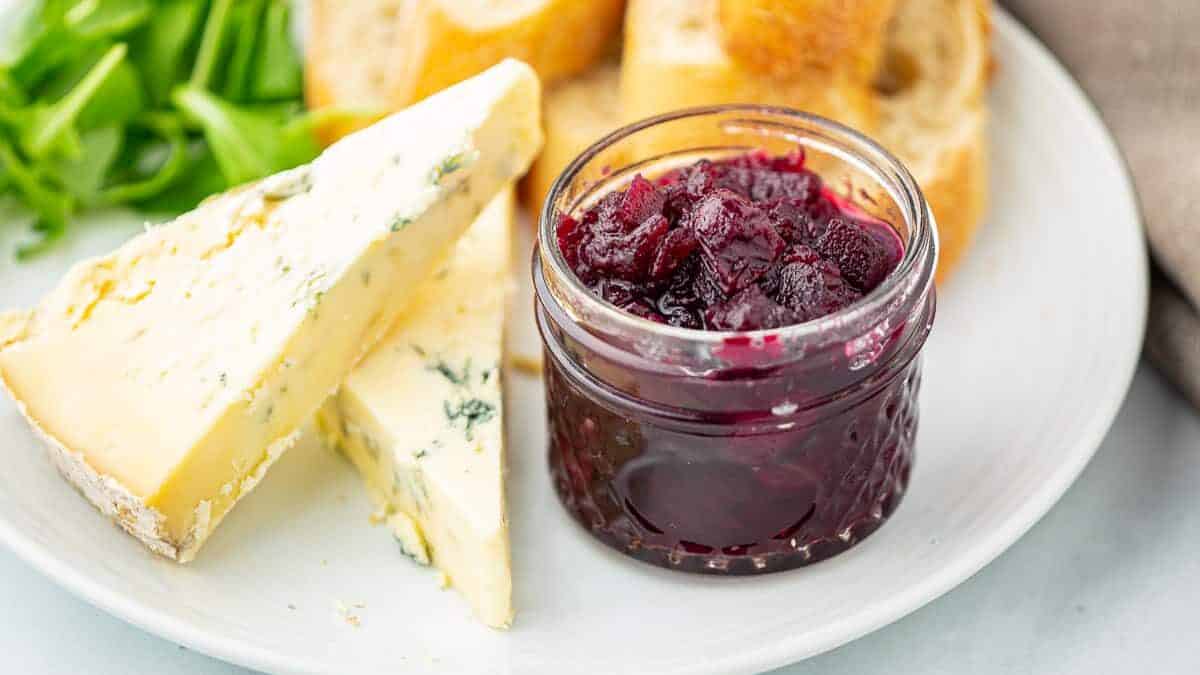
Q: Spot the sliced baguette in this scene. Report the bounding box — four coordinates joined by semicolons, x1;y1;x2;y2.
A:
620;0;878;148
718;0;897;84
876;0;990;282
620;0;990;281
522;62;622;212
306;0;625;141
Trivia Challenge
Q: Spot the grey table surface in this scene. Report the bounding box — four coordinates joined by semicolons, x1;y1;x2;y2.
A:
1;362;1195;674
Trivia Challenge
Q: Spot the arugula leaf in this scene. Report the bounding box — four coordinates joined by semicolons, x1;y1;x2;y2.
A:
0;137;70;221
37;43;145;131
135;142;225;213
189;0;233;90
50;124;123;202
248;0;301;102
127;0;205;106
221;0;267;101
79;55;144;129
0;0;322;259
172;83;318;186
0;1;60;68
101;111;188;203
0;138;72;259
0;69;27;107
34;41;108;100
2;0;91;89
290;106;388;145
15;216;68;261
20;42;128;159
66;0;154;40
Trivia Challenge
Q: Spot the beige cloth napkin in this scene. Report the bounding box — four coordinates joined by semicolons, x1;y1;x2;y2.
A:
1003;0;1200;407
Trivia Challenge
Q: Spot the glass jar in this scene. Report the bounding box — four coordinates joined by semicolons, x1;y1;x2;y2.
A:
533;106;937;575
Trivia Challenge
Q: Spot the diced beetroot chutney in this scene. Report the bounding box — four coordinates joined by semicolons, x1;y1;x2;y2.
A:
556;150;902;330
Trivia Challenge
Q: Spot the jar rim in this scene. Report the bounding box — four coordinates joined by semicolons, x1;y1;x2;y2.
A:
536;104;938;350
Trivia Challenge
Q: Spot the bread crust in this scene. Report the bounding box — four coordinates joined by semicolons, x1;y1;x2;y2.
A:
522;63;622;212
616;0;990;281
313;0;992;281
877;0;991;281
621;0;878;137
914;110;988;284
718;0;898;84
306;0;624;142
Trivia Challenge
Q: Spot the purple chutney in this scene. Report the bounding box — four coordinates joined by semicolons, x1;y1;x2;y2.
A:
543;149;925;574
555;150;902;332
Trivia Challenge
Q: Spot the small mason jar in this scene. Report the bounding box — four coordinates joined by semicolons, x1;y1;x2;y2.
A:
533;106;937;575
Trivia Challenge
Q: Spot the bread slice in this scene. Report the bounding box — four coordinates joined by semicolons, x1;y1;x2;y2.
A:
522;62;622;212
306;0;625;142
620;0;990;281
718;0;897;84
876;0;990;282
620;0;878;147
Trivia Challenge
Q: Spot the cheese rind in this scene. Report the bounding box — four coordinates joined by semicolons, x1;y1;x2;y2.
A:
0;60;541;561
316;189;515;628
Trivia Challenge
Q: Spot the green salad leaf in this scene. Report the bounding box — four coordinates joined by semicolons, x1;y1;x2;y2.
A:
134;141;224;213
0;137;71;259
248;0;301;101
21;42;128;159
38;42;145;131
100;111;188;204
172;84;319;185
188;0;231;90
67;0;154;40
127;0;205;106
221;0;266;101
52;123;122;201
0;0;367;260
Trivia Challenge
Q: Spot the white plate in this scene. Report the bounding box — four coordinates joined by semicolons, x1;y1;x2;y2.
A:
0;11;1145;675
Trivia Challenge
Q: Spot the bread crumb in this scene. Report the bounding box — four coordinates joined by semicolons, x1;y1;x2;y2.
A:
512;354;542;375
336;601;362;627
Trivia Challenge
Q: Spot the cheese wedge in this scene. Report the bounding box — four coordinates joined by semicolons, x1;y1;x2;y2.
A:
316;189;515;628
0;60;542;562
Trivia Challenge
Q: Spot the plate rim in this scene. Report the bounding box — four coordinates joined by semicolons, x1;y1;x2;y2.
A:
0;8;1147;675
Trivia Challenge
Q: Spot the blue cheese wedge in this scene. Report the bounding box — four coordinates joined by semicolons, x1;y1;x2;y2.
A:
0;60;542;562
316;188;515;628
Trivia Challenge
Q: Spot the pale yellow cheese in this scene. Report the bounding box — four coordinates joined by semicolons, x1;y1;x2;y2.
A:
316;189;514;628
0;60;542;561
